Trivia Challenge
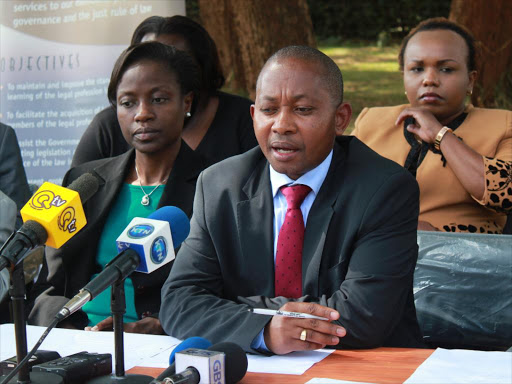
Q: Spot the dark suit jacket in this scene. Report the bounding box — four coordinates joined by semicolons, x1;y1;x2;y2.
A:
0;191;16;303
29;142;206;328
160;136;423;353
0;123;31;229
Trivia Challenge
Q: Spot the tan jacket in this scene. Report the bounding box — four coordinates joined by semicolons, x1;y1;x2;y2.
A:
352;104;512;233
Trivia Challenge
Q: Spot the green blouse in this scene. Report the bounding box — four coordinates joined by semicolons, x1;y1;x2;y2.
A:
82;183;165;326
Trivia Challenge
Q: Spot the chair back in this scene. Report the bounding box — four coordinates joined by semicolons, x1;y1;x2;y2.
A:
415;231;512;350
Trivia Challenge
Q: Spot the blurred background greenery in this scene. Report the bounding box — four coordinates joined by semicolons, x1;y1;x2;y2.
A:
186;0;450;131
187;0;510;123
323;45;406;133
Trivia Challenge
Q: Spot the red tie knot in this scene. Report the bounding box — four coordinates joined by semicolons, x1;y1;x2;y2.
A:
281;184;311;209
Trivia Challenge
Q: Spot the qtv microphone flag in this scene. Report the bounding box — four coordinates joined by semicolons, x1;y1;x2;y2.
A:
19;173;99;249
0;173;99;271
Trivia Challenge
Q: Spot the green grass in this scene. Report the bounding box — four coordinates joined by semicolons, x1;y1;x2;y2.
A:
222;44;408;133
321;45;408;133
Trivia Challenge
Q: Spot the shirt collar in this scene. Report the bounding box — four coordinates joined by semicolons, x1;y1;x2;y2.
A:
269;150;333;198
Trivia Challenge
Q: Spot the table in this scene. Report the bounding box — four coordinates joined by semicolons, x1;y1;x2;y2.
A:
128;347;435;383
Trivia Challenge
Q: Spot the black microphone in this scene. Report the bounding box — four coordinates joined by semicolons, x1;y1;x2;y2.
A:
0;173;99;272
155;342;248;384
55;206;190;322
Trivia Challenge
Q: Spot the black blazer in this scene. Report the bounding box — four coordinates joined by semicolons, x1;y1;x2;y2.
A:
160;136;423;352
0;123;31;229
29;142;206;328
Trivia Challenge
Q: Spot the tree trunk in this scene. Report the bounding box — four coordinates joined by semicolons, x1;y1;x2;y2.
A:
199;0;316;100
450;0;512;108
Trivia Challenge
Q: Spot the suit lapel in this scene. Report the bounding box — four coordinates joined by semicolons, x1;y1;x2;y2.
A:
303;142;347;295
237;153;275;295
85;150;134;227
235;142;348;297
159;141;206;218
83;141;204;230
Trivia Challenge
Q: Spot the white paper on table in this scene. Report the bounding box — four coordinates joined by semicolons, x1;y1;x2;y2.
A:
0;324;180;371
247;348;335;375
306;378;375;384
1;325;334;375
404;348;512;384
142;341;334;375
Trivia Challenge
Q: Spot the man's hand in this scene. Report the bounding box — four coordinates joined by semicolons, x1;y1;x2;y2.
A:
263;302;346;355
85;316;164;334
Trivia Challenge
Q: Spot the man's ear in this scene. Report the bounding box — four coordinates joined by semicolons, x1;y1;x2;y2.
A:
334;102;352;136
250;104;255;121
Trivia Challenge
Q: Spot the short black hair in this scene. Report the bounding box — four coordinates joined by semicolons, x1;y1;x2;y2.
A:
107;41;200;108
131;15;224;93
259;45;344;105
399;17;477;72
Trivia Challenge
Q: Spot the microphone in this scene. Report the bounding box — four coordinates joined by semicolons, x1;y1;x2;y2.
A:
169;337;212;365
55;206;190;322
0;173;99;271
155;342;248;384
116;206;190;273
149;337;212;384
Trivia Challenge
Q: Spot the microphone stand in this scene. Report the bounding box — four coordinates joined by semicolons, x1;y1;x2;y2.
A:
87;278;153;383
0;254;63;384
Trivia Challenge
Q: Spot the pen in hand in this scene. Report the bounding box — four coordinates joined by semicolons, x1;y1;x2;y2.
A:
248;308;329;321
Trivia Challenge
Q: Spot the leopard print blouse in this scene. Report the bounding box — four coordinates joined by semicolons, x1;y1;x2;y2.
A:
486;158;512;212
442;156;512;233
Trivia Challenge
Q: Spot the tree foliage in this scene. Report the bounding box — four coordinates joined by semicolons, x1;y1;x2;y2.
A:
199;0;315;99
307;0;450;42
450;0;512;108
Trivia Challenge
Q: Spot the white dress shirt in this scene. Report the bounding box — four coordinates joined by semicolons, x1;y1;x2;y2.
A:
269;150;333;260
251;150;333;351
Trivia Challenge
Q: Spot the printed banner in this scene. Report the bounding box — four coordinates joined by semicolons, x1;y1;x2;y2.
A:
0;0;185;184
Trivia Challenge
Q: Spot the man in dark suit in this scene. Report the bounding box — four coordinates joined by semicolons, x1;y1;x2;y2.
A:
0;190;17;306
160;46;422;354
0;123;31;229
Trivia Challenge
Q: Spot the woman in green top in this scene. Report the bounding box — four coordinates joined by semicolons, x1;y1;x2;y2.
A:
29;42;206;334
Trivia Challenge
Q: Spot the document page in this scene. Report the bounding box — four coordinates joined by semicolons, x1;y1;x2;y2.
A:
404;348;512;384
1;324;333;375
0;324;180;371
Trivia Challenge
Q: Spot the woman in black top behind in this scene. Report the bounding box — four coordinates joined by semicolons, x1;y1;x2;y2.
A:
72;15;257;168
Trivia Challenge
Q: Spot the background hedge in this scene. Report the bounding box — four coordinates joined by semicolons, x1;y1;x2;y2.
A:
306;0;450;43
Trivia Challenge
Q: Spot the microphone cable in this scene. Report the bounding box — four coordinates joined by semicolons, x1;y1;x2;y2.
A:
0;317;59;384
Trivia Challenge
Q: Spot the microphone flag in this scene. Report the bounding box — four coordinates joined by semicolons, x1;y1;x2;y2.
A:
116;217;174;273
20;182;86;249
175;348;225;384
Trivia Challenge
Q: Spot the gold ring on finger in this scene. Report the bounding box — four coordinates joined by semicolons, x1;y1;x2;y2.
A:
300;329;307;341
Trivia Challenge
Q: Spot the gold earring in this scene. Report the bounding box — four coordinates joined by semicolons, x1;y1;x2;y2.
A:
467;89;473;96
404;91;407;95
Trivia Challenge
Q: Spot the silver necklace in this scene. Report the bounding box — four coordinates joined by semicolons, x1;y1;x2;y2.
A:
134;164;167;206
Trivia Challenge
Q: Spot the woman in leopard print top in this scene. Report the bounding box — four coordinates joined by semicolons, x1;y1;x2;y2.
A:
352;18;511;234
